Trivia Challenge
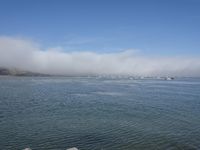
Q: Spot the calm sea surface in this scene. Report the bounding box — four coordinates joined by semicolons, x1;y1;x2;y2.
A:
0;77;200;150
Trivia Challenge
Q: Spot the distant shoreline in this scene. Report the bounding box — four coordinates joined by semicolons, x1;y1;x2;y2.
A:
0;67;50;77
1;67;200;78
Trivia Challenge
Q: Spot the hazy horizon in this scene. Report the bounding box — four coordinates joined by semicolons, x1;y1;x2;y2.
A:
0;36;200;77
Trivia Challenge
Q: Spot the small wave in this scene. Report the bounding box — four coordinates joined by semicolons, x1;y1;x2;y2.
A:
67;148;78;150
23;147;79;150
94;91;123;96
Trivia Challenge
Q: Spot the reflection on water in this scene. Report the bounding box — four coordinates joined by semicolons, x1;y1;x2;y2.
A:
0;77;200;150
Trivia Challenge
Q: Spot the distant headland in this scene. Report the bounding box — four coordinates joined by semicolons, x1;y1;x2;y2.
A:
0;67;49;77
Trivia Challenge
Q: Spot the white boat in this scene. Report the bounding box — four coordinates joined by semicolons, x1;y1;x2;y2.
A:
165;77;174;80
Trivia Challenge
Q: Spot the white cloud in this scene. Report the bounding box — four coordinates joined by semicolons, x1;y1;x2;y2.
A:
0;36;200;76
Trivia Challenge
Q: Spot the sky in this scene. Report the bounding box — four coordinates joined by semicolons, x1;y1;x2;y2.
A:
0;0;200;76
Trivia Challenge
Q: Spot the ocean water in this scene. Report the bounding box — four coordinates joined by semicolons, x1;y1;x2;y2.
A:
0;77;200;150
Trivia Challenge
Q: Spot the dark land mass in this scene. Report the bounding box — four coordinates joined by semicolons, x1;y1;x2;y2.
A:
0;67;49;77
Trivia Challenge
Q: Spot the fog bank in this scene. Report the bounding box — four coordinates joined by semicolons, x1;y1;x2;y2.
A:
0;36;200;76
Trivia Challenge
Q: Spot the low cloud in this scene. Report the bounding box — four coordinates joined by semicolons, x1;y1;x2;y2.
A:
0;36;200;76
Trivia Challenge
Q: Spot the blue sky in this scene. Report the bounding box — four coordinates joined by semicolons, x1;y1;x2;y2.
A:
0;0;200;76
0;0;200;56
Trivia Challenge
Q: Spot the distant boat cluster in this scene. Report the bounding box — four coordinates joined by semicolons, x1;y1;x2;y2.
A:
93;75;175;80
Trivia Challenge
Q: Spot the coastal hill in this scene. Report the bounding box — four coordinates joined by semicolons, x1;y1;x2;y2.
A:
0;67;48;76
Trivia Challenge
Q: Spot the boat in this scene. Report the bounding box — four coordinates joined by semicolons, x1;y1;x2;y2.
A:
164;77;174;80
